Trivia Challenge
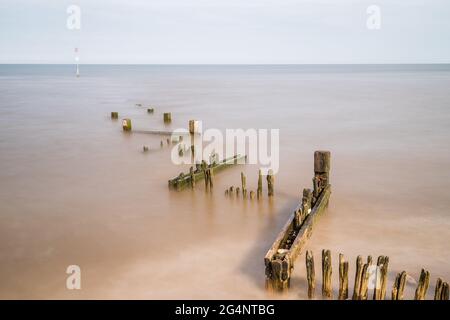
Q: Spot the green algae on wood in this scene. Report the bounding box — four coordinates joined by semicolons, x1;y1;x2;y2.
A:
168;154;247;191
122;119;132;131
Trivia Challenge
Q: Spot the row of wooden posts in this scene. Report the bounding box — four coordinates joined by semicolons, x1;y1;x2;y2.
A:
304;249;449;300
225;170;274;199
168;154;246;190
110;109;172;131
265;151;331;291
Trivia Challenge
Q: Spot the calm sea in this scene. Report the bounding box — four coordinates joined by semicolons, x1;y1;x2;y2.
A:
1;64;449;298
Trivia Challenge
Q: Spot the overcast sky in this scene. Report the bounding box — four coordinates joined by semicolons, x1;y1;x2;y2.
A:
0;0;449;64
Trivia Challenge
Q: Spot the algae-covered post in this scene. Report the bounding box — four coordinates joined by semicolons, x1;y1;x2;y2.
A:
189;167;195;188
122;119;132;131
313;151;330;203
241;172;247;198
257;169;263;199
264;151;331;292
111;112;118;119
267;170;274;197
168;154;247;191
163;112;172;123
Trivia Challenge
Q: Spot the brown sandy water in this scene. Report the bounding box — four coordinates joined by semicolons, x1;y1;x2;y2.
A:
0;65;449;299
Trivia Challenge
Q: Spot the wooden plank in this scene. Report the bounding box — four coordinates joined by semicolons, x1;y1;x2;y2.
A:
168;154;246;191
264;184;331;291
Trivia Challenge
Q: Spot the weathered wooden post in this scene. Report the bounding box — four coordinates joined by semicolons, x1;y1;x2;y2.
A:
414;269;430;300
241;172;247;198
306;250;315;299
264;151;331;294
143;146;149;152
122;119;132;131
257;169;263;199
373;256;389;300
433;278;450;300
208;168;213;189
435;278;443;300
249;190;255;199
163;112;172;123
313;151;330;203
359;259;371;300
322;249;332;298
201;161;213;190
147;108;154;114
338;253;349;300
189;166;195;188
352;255;363;300
189;120;200;134
392;271;407;300
295;189;312;228
441;282;450;300
267;169;274;197
265;251;292;291
111;112;118;119
160;140;164;148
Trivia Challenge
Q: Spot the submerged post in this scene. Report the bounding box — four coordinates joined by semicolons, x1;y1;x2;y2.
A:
313;151;330;203
122;119;132;131
189;166;195;188
163;112;172;123
241;172;247;198
189;120;200;134
257;169;263;199
306;250;315;299
267;169;274;197
359;258;372;300
374;256;389;300
392;271;407;300
435;279;449;300
322;249;332;298
338;253;349;300
352;255;363;300
414;269;430;300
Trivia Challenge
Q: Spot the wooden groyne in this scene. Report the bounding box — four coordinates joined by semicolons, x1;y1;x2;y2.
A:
304;249;449;300
265;151;331;291
168;154;247;191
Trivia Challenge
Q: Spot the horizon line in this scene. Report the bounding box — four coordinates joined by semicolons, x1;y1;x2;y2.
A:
1;63;450;66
